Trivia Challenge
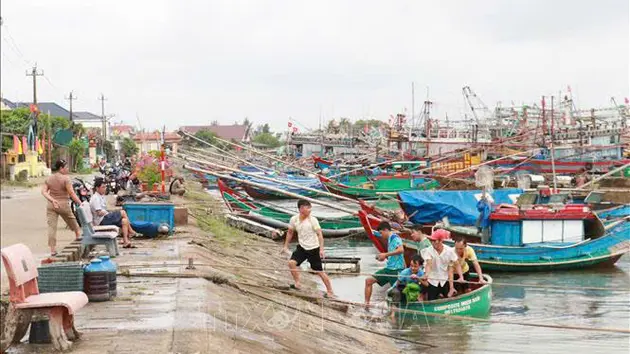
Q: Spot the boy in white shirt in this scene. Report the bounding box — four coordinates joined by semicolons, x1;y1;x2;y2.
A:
282;200;335;298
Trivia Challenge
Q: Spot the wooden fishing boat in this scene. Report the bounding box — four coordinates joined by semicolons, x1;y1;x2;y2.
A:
241;184;322;200
233;172;323;200
391;274;493;319
218;180;364;237
491;157;630;175
318;175;439;199
358;205;630;272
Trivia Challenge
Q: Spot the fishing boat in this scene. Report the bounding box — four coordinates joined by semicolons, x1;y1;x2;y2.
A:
233;173;323;200
318;175;440;199
391;274;493;319
217;180;364;237
358;203;630;272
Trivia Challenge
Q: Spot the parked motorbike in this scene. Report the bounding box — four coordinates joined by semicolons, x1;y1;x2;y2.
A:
98;162;130;195
70;178;92;226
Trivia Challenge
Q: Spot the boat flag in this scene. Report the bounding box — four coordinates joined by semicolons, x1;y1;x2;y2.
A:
36;138;43;154
13;135;20;154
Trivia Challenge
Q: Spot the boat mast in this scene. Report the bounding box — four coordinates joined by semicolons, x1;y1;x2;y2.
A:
409;82;415;154
548;95;558;191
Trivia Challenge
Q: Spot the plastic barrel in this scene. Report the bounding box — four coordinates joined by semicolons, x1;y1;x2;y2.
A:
98;255;117;297
83;258;111;302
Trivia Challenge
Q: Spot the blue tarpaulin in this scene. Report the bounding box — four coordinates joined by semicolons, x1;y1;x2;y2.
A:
398;189;522;225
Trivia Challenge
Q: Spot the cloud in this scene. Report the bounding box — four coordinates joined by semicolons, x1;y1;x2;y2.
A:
1;0;627;132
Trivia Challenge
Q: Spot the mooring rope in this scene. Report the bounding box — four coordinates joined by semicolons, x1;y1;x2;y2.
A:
118;270;630;335
117;262;629;292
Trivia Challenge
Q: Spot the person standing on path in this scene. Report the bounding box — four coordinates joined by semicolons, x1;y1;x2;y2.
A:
281;199;335;298
41;159;82;256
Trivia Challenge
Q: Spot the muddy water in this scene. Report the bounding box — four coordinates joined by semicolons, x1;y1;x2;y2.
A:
325;239;630;354
217;195;629;353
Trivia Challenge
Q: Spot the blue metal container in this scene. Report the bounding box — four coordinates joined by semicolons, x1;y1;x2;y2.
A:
123;202;175;233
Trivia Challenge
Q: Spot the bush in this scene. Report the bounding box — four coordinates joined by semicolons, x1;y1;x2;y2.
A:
137;163;161;187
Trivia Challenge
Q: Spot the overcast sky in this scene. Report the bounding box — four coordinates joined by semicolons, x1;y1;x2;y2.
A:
1;0;628;132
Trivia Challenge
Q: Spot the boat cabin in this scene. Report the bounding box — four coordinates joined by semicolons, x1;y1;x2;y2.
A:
489;204;601;246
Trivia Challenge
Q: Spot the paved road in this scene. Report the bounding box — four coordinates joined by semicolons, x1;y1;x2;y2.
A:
1;186;79;290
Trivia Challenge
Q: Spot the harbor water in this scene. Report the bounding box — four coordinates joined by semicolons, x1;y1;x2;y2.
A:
325;239;630;354
218;195;629;353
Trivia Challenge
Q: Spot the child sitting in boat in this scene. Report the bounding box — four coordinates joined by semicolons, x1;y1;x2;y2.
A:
390;254;428;306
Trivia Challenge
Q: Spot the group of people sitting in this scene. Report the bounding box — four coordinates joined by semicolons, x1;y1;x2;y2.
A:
42;158;188;256
365;222;486;308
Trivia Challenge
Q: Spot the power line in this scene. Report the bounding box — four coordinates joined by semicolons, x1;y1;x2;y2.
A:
1;24;31;66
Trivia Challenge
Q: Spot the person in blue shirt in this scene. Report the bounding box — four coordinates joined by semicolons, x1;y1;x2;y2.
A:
390;254;426;307
365;221;405;307
476;193;492;244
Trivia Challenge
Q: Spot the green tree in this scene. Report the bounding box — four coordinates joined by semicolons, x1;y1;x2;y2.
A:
103;140;115;160
353;119;384;131
252;132;281;147
0;108;71;152
68;138;87;171
194;129;229;150
70;122;86;138
121;137;139;157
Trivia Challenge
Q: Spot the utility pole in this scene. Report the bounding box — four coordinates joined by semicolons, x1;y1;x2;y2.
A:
98;93;107;142
25;65;44;104
65;91;77;122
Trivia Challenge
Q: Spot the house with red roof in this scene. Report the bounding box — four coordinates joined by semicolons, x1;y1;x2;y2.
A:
180;123;251;142
132;131;182;155
111;124;135;139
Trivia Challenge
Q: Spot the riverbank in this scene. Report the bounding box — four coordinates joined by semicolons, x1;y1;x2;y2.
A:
2;180;408;353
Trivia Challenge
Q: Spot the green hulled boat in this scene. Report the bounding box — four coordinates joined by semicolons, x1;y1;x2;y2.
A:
218;180;363;237
318;175;439;199
391;274;493;319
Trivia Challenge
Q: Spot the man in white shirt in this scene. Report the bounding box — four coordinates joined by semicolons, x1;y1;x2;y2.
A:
421;229;463;300
90;179;137;248
282;199;335;298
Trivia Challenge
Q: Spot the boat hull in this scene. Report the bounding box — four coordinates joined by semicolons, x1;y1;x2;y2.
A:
218;180;363;237
242;184;320;200
358;210;630;272
393;274;493;319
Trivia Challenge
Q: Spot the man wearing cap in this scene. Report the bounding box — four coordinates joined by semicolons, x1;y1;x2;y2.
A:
421;229;463;300
365;221;405;307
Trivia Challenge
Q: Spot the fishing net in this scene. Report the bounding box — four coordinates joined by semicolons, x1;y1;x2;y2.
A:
474;166;494;193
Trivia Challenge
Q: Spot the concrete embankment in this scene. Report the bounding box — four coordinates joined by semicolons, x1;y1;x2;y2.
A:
2;181;403;353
